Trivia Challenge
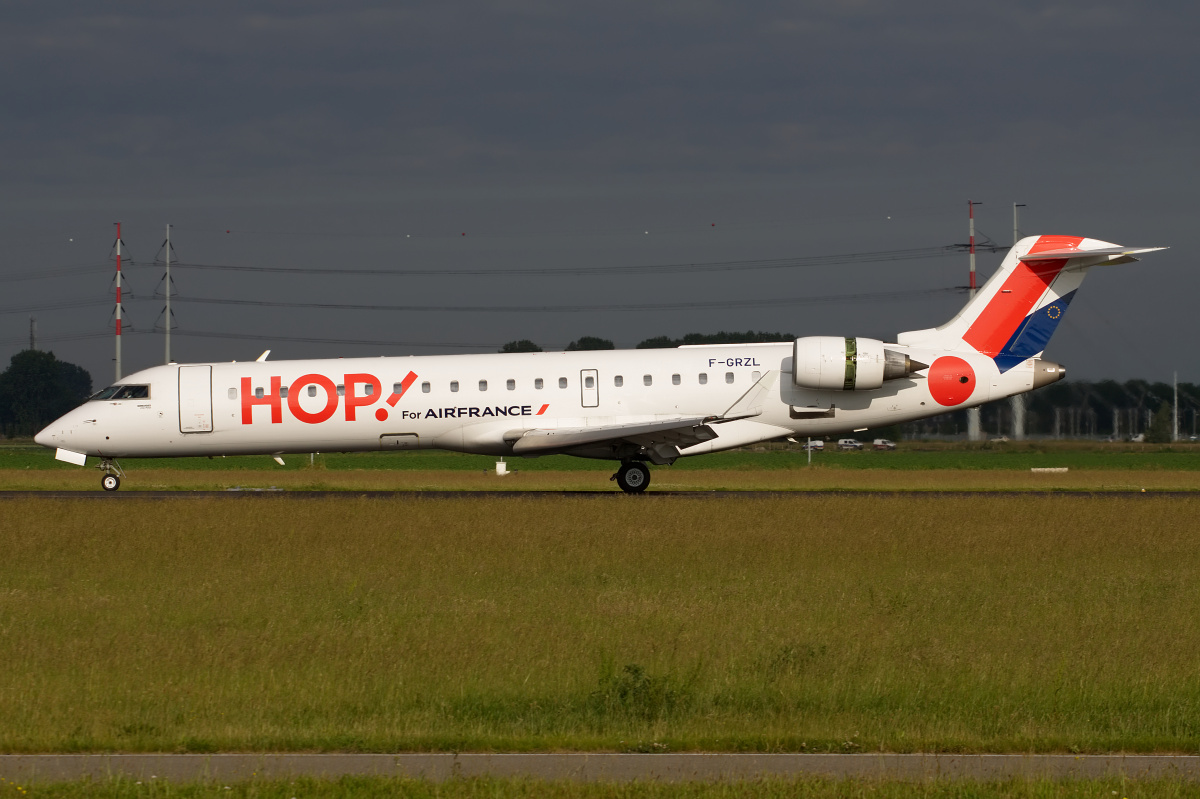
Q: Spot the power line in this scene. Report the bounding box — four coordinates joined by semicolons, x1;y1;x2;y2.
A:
0;298;112;315
171;286;963;314
0;263;111;283
0;328;494;350
169;329;496;349
0;242;1003;284
168;245;981;279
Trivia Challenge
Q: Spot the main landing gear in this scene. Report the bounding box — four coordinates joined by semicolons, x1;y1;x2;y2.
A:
98;458;125;491
612;461;650;494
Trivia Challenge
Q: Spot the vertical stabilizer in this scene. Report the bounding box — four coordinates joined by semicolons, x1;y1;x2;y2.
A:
896;235;1161;372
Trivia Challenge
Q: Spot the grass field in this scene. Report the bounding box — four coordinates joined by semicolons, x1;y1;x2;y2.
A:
2;776;1198;798
3;494;1200;753
1;441;1199;492
3;441;1200;473
1;467;1199;492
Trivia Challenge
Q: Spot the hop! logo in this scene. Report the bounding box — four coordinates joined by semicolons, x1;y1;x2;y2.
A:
242;371;417;425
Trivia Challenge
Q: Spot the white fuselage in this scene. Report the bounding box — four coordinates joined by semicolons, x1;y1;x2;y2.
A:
36;342;1041;461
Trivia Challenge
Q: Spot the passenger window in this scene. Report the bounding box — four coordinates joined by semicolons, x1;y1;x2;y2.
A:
280;386;288;399
393;383;404;394
479;380;488;391
672;374;680;385
255;387;264;399
558;377;568;389
643;375;652;386
699;373;707;385
585;376;595;388
337;384;345;396
228;388;237;400
535;378;544;390
421;381;431;393
614;375;623;387
364;384;374;395
308;385;317;397
752;371;761;381
507;379;515;390
450;381;459;393
725;372;734;384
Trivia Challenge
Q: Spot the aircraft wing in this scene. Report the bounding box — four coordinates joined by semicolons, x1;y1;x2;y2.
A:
509;417;717;454
507;371;780;461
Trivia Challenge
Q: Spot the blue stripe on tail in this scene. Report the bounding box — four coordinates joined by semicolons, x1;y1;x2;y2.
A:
993;290;1076;373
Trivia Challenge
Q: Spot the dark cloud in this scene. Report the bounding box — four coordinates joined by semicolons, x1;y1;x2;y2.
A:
0;1;1196;383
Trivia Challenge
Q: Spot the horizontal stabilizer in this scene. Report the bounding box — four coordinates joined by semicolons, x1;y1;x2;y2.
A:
1021;246;1166;261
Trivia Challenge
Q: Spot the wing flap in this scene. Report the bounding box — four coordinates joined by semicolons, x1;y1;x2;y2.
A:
510;417;714;454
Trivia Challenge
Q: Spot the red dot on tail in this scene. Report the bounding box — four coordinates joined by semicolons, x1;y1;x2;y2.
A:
375;408;388;421
928;356;976;406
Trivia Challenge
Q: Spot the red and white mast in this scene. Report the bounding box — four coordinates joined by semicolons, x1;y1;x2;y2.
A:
114;222;122;381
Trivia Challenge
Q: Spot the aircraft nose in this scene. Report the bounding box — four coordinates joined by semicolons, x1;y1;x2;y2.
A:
34;425;54;448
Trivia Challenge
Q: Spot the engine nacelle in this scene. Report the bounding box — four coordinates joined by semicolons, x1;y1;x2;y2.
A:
792;336;926;391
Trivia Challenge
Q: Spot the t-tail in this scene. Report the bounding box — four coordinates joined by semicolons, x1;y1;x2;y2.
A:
897;235;1165;373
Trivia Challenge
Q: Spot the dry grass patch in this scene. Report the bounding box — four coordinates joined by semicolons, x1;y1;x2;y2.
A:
5;776;1200;798
2;495;1199;752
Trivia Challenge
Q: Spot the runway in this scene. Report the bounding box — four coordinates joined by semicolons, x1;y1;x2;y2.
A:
3;753;1200;783
0;489;1190;500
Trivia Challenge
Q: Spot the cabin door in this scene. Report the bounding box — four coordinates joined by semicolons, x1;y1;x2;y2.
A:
580;369;599;408
178;365;214;433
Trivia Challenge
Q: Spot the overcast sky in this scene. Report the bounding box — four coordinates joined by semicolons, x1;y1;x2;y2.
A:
1;1;1195;385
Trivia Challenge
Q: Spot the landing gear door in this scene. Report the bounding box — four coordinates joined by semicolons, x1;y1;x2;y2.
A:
581;369;599;408
179;365;214;433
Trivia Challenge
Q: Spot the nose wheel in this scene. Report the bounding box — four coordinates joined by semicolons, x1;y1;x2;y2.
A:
613;462;650;494
96;458;125;491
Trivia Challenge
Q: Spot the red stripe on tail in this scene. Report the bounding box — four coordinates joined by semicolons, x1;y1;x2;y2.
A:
962;235;1083;356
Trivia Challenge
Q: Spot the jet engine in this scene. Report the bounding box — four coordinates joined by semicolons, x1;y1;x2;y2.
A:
793;336;927;391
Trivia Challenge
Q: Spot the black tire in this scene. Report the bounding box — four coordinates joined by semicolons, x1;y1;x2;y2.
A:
101;474;120;492
616;462;650;494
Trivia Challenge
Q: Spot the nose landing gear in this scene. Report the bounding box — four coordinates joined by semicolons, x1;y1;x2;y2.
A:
612;461;650;494
97;458;125;491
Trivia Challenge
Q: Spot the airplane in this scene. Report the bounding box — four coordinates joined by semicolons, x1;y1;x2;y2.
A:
35;235;1164;492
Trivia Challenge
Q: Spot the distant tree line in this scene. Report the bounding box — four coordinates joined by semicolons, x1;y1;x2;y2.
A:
501;331;793;353
0;350;92;438
908;379;1199;441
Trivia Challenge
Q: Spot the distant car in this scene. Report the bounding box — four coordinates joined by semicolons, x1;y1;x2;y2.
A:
873;439;896;450
802;440;824;451
837;438;863;451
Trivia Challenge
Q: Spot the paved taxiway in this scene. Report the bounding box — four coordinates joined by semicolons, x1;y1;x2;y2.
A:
3;753;1200;782
0;489;1188;500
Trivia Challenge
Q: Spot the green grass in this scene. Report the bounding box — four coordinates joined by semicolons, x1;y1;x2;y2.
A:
3;495;1200;753
2;776;1198;798
2;440;1199;473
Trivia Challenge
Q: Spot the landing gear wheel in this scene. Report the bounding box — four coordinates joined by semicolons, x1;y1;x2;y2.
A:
101;474;120;492
616;462;650;494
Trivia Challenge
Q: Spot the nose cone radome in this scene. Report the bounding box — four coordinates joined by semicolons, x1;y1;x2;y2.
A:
34;424;54;448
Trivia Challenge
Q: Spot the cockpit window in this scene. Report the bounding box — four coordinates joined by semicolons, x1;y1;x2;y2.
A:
89;384;150;401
